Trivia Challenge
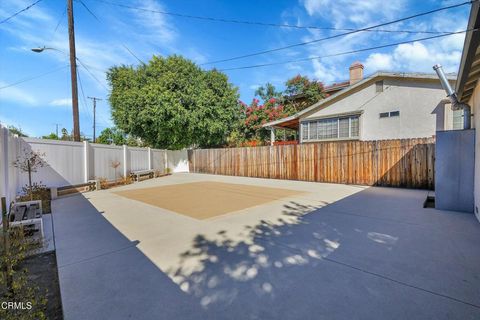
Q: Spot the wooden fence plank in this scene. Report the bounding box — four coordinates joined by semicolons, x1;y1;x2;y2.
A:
188;138;435;189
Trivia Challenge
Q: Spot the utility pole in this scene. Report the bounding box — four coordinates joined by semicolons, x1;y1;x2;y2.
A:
54;123;61;138
87;97;102;142
67;0;80;142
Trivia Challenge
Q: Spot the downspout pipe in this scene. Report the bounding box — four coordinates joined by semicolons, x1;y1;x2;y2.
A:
433;64;471;129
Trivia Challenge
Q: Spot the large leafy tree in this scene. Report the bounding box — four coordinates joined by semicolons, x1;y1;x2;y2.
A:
96;127;126;145
107;55;239;149
237;97;288;143
284;75;325;114
254;83;282;102
96;127;143;147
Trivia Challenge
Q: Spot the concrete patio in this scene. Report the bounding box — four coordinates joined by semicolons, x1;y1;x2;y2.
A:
52;173;480;319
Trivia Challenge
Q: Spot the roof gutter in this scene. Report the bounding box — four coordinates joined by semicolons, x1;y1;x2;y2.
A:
433;64;471;129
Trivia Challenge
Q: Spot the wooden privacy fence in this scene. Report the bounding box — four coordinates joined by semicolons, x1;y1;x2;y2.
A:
188;138;435;189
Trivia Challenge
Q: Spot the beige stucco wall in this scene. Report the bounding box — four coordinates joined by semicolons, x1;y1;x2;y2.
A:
467;82;480;221
301;78;454;141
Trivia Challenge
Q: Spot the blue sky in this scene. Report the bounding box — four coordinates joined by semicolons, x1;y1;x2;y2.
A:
0;0;471;138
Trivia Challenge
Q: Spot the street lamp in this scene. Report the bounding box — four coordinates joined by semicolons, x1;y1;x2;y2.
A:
31;47;63;53
31;44;80;142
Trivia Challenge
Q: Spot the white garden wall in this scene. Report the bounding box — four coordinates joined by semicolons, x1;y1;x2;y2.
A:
0;125;189;203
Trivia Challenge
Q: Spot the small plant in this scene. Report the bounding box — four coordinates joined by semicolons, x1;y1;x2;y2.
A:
119;175;133;185
12;150;47;201
97;177;109;190
165;167;172;174
110;161;121;185
17;183;51;214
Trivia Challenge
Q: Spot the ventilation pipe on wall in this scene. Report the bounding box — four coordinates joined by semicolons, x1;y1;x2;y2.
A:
433;64;472;129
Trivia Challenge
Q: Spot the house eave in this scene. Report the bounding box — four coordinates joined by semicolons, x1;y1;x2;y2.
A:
456;0;480;103
299;110;364;122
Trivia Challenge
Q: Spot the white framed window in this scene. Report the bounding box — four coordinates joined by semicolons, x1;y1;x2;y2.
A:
379;110;400;118
301;115;360;142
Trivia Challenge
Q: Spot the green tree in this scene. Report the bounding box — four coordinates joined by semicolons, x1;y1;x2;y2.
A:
96;127;144;147
284;75;325;113
107;55;239;149
254;83;282;102
7;126;27;137
96;127;125;145
60;128;71;141
41;133;59;140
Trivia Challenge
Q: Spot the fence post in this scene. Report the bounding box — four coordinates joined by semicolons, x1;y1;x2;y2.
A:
83;141;90;183
123;145;128;177
164;150;168;172
1;128;10;205
147;147;152;170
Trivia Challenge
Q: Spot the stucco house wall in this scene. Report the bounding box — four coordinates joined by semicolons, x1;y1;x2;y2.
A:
300;78;454;142
360;79;451;140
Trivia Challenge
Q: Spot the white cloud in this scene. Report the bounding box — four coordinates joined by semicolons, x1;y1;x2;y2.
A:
0;82;37;105
362;37;464;75
364;53;394;71
50;98;71;107
311;60;342;83
294;0;468;82
301;0;404;28
131;0;177;46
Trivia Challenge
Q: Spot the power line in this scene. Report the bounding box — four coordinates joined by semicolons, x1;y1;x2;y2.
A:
202;0;475;65
220;29;475;71
52;5;67;38
76;69;93;122
0;65;69;90
0;0;43;24
77;0;100;21
77;0;145;66
76;58;109;90
91;0;455;36
122;44;144;65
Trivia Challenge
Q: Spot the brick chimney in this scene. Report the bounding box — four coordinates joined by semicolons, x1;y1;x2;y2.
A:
349;61;364;85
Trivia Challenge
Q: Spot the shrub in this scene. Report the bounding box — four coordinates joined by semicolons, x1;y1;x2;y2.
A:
17;183;51;214
0;224;46;320
119;175;133;185
97;178;109;190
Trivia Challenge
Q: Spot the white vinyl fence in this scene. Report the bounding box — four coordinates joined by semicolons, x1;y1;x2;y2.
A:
0;126;189;204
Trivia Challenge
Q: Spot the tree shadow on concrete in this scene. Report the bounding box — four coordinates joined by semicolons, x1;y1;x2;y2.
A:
168;201;347;319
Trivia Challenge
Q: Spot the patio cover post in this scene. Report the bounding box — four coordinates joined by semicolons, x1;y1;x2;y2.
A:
270;127;275;146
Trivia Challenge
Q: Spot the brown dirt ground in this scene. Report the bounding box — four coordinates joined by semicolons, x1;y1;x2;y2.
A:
20;251;63;319
114;181;303;219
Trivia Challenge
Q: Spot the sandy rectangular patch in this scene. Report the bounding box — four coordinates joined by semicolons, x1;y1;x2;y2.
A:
114;181;303;219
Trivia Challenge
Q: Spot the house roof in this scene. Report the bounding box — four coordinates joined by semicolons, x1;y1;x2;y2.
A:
456;1;480;103
263;71;456;129
324;81;350;93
